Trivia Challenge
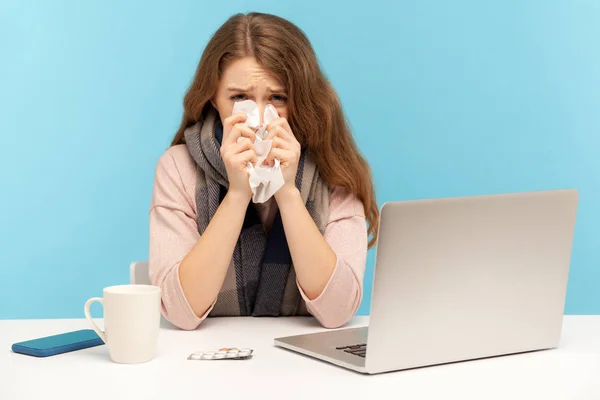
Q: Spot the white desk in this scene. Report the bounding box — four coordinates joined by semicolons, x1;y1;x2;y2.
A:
1;316;599;400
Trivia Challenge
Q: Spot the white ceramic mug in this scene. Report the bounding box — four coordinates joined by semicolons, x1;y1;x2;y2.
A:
84;284;161;364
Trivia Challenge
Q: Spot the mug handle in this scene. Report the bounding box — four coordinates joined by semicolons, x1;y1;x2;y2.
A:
84;297;107;343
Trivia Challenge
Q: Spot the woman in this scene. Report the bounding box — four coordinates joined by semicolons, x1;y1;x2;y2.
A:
149;12;379;330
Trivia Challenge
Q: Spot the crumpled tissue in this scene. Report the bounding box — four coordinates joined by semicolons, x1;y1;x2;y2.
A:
232;100;285;203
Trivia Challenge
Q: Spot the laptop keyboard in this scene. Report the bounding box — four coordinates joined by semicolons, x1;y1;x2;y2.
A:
335;343;367;357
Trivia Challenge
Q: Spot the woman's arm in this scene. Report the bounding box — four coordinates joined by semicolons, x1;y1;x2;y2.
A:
263;117;367;328
151;114;258;329
275;187;337;298
177;191;249;317
274;185;368;328
149;147;251;329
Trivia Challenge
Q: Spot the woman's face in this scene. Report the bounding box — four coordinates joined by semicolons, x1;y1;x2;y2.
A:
212;56;289;124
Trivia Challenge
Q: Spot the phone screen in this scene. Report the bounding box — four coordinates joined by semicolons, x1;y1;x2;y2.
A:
15;329;101;350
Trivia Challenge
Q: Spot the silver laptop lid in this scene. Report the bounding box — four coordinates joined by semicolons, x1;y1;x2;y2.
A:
364;189;578;373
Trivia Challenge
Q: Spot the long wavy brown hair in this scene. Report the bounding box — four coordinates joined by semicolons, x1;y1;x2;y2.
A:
171;12;379;247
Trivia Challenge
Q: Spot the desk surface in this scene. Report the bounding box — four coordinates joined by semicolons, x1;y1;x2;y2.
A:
1;316;599;400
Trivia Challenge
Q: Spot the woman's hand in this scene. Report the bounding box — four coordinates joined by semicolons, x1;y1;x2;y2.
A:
221;113;258;200
264;117;301;192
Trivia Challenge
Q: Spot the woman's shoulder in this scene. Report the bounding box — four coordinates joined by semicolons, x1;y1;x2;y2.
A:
156;144;195;171
152;144;198;209
328;186;366;222
155;145;198;182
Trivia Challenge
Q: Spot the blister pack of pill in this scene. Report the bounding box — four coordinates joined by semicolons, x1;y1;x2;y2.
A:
187;347;253;360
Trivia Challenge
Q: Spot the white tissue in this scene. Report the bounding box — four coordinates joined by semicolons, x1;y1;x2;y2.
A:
232;100;285;203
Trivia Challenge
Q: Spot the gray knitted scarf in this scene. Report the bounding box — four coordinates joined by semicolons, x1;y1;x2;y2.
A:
183;108;330;317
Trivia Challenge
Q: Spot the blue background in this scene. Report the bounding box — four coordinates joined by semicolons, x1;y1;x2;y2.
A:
1;0;598;319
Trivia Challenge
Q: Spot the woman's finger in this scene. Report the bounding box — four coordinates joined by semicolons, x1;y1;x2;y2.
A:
265;125;295;143
234;124;256;143
263;124;279;141
233;149;258;166
226;137;256;156
224;113;247;128
266;148;295;164
224;124;256;149
223;113;248;145
270;136;294;151
265;117;293;137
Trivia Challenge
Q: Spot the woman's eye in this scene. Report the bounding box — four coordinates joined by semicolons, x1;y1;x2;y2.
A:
270;94;287;104
230;94;247;101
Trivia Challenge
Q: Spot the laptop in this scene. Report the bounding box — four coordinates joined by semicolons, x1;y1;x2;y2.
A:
274;189;578;374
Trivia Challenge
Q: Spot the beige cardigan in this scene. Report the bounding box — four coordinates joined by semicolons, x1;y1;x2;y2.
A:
148;145;368;330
